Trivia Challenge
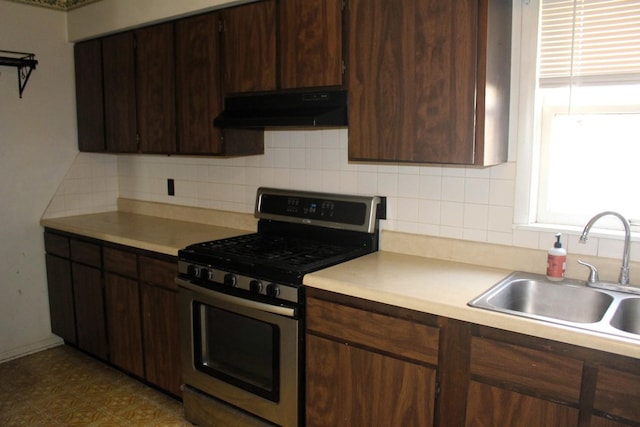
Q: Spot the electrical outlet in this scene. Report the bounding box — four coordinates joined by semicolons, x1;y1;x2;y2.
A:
167;178;175;196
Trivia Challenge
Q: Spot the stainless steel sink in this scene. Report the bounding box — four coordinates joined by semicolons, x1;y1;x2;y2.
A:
611;298;640;335
469;271;640;340
483;277;613;323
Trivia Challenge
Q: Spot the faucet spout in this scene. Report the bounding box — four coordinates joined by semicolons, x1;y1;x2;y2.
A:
579;211;631;285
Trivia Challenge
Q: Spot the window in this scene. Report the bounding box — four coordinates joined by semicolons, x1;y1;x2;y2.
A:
519;0;640;231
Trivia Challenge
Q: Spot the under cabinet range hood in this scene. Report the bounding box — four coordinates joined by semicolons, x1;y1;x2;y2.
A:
213;90;348;129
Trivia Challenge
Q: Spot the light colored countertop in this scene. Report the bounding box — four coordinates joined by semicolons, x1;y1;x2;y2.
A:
40;203;640;359
304;251;640;359
41;211;248;256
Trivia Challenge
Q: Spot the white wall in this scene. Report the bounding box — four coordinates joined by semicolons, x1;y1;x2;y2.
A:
0;1;78;360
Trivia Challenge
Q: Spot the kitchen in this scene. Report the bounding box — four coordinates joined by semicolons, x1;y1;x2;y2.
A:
2;0;639;426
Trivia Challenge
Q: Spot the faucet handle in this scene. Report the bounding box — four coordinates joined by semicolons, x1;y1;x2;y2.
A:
578;260;599;284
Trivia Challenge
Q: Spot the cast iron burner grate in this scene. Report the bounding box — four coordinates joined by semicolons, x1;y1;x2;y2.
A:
188;233;364;268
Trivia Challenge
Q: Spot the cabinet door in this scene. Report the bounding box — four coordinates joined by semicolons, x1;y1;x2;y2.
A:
593;366;640;425
141;283;181;397
175;12;223;154
348;0;478;164
466;336;582;426
102;31;138;153
136;22;176;153
221;0;277;94
465;381;579;426
139;256;180;396
306;334;436;427
74;39;105;152
45;254;76;343
72;263;107;359
279;0;343;89
105;273;144;377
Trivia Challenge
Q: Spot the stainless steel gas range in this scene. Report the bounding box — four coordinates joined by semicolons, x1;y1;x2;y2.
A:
176;187;386;427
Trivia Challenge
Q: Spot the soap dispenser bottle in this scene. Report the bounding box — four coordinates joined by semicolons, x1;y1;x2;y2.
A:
546;233;567;281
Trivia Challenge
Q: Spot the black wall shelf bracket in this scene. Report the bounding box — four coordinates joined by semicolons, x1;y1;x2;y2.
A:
0;50;38;98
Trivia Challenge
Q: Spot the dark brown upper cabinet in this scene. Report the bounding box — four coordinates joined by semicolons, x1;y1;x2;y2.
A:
175;12;223;154
279;0;344;89
102;31;138;153
74;39;105;152
220;0;344;94
175;12;264;156
100;23;176;154
348;0;511;166
136;22;176;154
220;0;277;95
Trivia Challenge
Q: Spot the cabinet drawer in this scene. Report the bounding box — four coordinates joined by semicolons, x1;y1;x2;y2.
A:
470;337;583;404
44;232;69;258
69;239;101;267
306;297;439;365
594;366;640;422
139;256;177;290
103;247;137;278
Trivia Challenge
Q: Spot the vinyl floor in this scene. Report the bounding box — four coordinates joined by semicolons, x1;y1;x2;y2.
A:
0;344;192;426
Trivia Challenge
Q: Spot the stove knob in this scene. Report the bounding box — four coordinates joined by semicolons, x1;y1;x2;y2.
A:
249;280;263;293
224;273;237;287
200;268;212;280
266;283;280;298
187;265;199;277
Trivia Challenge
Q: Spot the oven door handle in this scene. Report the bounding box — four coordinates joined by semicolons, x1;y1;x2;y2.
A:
176;277;297;318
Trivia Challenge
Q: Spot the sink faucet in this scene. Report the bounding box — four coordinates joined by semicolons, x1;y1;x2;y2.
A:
579;211;631;285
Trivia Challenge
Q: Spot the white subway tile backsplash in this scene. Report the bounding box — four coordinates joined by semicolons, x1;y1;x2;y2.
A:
441;201;464;228
464;203;489;230
442;176;465;202
43;130;626;263
464;178;490;204
398;173;419;198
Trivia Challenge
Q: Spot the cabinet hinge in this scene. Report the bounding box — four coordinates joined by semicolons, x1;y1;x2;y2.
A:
342;0;347;11
218;19;225;33
136;133;140;149
341;59;346;75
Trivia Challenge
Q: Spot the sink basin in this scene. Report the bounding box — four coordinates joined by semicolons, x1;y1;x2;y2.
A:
469;271;640;340
611;298;640;335
482;277;613;323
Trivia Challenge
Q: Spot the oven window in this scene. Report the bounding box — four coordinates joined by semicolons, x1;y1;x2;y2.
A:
193;302;280;402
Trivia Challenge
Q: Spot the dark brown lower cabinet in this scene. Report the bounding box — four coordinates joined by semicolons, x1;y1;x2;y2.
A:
306;290;439;427
593;366;640;425
141;283;180;396
465;381;579;426
466;335;582;425
139;254;181;397
44;229;180;398
45;254;76;344
306;288;640;427
105;272;144;377
307;335;436;427
72;262;107;360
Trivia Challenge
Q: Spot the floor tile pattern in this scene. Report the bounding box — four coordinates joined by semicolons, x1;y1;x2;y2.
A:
0;345;192;426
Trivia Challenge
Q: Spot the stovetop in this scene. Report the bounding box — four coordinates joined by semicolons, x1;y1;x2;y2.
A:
180;232;370;283
194;233;364;266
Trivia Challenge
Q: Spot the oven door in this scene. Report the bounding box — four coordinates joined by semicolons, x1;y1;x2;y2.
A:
177;277;300;427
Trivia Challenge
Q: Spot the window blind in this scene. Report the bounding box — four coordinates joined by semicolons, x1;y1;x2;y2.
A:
539;0;640;86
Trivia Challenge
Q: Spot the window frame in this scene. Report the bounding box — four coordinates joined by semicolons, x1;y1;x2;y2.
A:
512;0;640;237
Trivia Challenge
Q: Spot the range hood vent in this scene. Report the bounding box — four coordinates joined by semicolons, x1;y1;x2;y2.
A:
214;90;348;129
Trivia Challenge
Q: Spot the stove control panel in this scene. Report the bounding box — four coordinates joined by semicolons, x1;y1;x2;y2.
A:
178;261;298;304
